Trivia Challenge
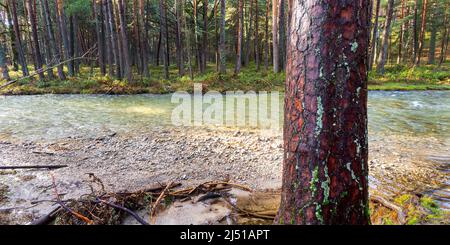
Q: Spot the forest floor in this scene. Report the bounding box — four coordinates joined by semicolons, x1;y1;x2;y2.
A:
1;62;449;95
0;127;448;225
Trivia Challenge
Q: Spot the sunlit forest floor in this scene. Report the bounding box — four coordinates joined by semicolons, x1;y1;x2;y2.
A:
1;61;449;95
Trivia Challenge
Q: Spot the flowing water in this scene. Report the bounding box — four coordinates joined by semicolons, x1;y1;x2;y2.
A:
0;91;449;210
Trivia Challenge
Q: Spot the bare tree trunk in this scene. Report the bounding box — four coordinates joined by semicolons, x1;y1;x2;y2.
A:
278;0;285;70
42;0;65;80
106;0;121;79
201;0;208;72
369;0;380;70
412;0;419;63
0;43;11;81
218;0;227;74
234;0;243;74
272;0;279;73
376;0;394;74
244;0;253;66
56;0;73;76
27;0;45;80
438;11;448;66
9;0;29;76
103;0;114;77
5;2;19;71
182;0;193;78
175;0;185;76
254;0;260;71
94;0;106;75
277;0;370;225
264;0;269;71
397;0;405;64
416;0;428;65
118;0;132;82
159;0;169;79
427;4;437;65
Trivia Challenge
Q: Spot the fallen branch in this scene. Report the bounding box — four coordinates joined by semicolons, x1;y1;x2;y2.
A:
0;165;67;170
150;181;174;223
29;206;61;225
370;195;407;224
96;198;149;225
0;46;97;89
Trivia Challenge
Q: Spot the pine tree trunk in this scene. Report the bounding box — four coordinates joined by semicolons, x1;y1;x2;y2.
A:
427;6;437;65
234;0;243;74
376;0;394;74
5;2;19;71
182;0;194;78
416;0;428;65
412;0;419;63
277;0;370;225
27;0;45;80
201;0;208;72
94;0;106;75
272;0;279;73
438;11;448;66
244;0;253;66
118;0;132;82
254;0;260;71
159;0;169;79
397;0;405;64
56;0;73;76
42;0;65;80
369;0;380;70
106;0;121;79
264;0;269;71
9;0;29;76
0;43;11;81
175;0;185;76
278;0;285;70
218;0;227;74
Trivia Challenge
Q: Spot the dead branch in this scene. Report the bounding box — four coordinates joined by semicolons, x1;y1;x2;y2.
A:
370;195;407;224
96;198;149;225
0;46;97;89
0;165;67;170
150;181;174;222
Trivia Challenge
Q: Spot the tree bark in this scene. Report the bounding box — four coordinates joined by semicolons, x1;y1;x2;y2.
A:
201;0;208;72
0;43;11;81
264;0;269;71
106;0;121;79
175;0;185;76
438;11;448;66
234;0;243;74
9;0;29;76
27;0;45;80
244;0;253;66
376;0;394;74
56;0;73;76
218;0;227;74
93;0;106;75
5;2;19;71
42;0;65;80
416;0;428;65
369;0;380;70
159;0;169;79
278;0;285;70
427;5;437;65
412;0;419;63
397;0;405;64
254;0;260;71
277;0;370;225
272;0;279;73
118;0;132;82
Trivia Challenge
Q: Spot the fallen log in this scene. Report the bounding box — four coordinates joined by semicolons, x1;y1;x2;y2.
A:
0;165;68;170
370;195;407;224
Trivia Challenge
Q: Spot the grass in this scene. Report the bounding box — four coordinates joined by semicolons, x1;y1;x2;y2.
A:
1;61;449;95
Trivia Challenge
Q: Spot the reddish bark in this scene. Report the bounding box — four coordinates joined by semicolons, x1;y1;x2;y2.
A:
277;0;370;225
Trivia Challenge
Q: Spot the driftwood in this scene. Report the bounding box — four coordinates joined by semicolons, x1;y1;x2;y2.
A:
0;165;67;170
29;207;61;225
370;195;407;224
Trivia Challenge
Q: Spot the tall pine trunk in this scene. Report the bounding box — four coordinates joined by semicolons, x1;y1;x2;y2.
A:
234;0;243;74
9;0;29;76
272;0;279;73
277;0;370;225
397;0;405;64
278;0;285;70
218;0;227;74
118;0;132;82
376;0;394;74
94;0;106;75
264;0;269;71
42;0;65;80
56;0;73;76
175;0;185;76
159;0;169;79
0;43;11;81
369;0;380;70
254;0;260;71
27;0;44;80
416;0;428;65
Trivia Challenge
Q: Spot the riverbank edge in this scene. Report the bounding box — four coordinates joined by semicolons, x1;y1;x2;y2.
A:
1;82;449;96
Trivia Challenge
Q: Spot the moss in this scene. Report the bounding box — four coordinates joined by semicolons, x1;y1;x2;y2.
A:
310;166;319;195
